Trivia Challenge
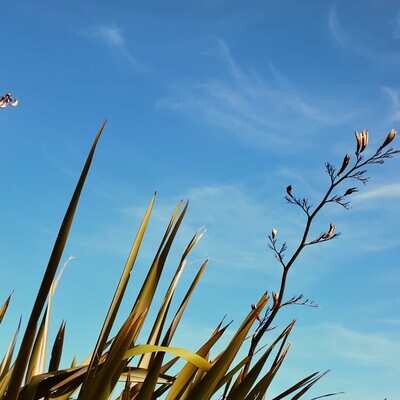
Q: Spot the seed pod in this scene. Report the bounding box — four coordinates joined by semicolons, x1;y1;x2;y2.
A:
337;154;350;175
379;129;397;151
286;185;293;197
355;130;368;154
363;129;368;146
323;223;336;239
272;292;279;308
344;187;358;196
355;131;362;154
360;130;368;153
271;228;278;240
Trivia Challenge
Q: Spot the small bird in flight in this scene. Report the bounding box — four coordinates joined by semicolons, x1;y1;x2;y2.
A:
0;93;18;108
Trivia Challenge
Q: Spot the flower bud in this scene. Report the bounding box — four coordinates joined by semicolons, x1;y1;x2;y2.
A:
355;131;362;154
355;130;368;154
337;154;350;175
379;129;396;151
362;129;369;150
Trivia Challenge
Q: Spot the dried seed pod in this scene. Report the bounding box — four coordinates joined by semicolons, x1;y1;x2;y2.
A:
337;154;350;175
344;187;358;196
362;129;369;152
355;130;368;154
286;185;293;197
272;292;279;308
271;228;278;240
355;131;362;154
324;223;336;239
379;129;397;151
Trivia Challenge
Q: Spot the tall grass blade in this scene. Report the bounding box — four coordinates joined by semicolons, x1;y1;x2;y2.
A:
0;318;21;381
166;320;230;399
290;371;329;400
4;122;105;400
137;260;208;399
227;322;295;400
48;321;66;372
187;294;269;399
138;229;205;370
82;193;155;390
78;310;144;400
0;294;12;325
309;391;344;400
125;344;211;370
25;307;48;384
244;345;290;400
272;371;320;400
128;202;188;344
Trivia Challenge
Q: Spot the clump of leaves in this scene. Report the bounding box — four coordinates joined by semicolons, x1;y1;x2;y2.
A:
0;124;398;400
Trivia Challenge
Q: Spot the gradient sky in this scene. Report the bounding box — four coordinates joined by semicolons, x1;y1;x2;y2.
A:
1;1;400;398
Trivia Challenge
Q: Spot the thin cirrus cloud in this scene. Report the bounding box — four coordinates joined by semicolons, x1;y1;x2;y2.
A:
328;4;400;64
394;12;400;39
381;86;400;122
354;183;400;201
120;184;285;274
297;323;400;372
86;25;144;71
328;4;372;58
157;39;353;149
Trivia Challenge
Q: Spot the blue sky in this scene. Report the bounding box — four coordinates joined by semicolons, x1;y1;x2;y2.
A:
1;0;400;398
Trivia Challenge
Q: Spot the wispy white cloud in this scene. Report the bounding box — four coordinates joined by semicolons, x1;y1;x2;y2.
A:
86;25;144;71
382;86;400;121
122;184;286;274
363;238;400;252
379;318;400;326
157;39;353;149
92;25;126;48
314;324;400;369
328;5;400;63
394;12;400;39
354;183;400;201
328;5;349;50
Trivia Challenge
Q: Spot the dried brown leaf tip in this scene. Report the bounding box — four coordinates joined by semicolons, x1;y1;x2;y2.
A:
379;128;397;151
251;304;261;321
0;93;18;108
355;129;368;155
337;154;350;175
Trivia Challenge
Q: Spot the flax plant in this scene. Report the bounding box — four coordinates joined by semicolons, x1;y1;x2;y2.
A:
0;119;398;400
